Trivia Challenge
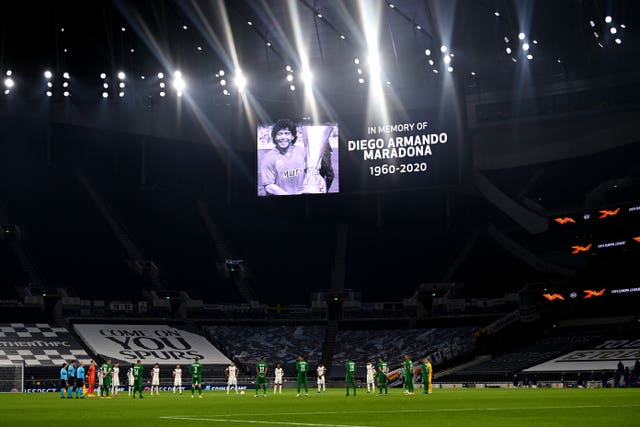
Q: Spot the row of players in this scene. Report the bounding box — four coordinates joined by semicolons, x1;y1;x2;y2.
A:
59;354;433;398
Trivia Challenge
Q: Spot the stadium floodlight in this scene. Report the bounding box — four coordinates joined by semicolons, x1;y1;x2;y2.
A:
506;47;512;54
440;45;448;53
447;66;453;73
159;91;166;97
523;43;530;51
4;78;14;88
100;72;107;79
63;72;70;79
289;84;296;91
589;20;596;27
223;89;230;96
518;32;525;40
220;79;226;86
605;16;612;24
117;71;126;80
102;92;108;98
63;91;70;97
527;54;533;60
173;75;186;92
44;70;53;79
119;82;125;88
615;38;622;44
610;27;617;34
425;49;431;56
286;74;293;82
358;78;365;84
46;91;52;97
301;68;313;85
235;71;247;92
354;58;360;65
157;72;164;79
103;83;109;89
443;54;451;64
494;11;500;17
340;35;346;40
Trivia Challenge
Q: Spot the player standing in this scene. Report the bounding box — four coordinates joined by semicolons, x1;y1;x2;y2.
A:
101;359;113;398
274;363;284;394
127;364;135;396
345;358;356;396
296;355;309;397
366;362;375;393
59;362;68;399
75;361;85;398
87;360;96;397
111;362;121;396
173;364;183;395
377;357;389;395
132;359;144;399
421;357;433;395
316;364;326;393
67;360;76;398
403;355;414;395
97;362;103;396
151;363;160;395
190;357;203;398
255;356;268;397
225;361;239;394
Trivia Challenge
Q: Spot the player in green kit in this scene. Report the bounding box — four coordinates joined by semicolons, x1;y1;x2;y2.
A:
403;354;414;395
377;357;389;395
255;356;268;397
420;357;432;395
132;360;144;399
190;357;203;398
295;355;309;397
100;359;113;398
345;358;356;396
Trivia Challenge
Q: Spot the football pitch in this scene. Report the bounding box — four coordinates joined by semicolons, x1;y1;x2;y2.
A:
1;388;638;427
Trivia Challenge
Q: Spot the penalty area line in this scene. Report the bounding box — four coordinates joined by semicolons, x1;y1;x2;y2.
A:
160;416;376;427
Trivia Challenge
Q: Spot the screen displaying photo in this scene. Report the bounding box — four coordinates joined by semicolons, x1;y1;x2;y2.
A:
257;119;339;197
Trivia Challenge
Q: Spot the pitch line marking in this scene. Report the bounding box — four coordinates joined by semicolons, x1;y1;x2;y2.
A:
191;403;640;418
161;416;376;427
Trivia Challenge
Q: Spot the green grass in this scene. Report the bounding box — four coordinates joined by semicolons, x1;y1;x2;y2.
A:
1;388;639;427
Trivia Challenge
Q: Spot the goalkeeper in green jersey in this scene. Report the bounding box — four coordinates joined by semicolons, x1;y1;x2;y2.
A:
255;356;268;397
190;357;203;398
345;358;357;396
132;360;144;399
295;355;309;397
377;357;389;395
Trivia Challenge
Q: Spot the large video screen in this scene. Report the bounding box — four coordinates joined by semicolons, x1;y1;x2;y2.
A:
256;108;460;196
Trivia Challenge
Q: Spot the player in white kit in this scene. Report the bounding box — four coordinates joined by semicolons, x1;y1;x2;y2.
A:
127;364;135;396
316;364;326;393
225;361;239;394
366;362;375;393
97;363;103;396
274;363;284;394
111;362;121;396
151;363;160;395
173;364;183;395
